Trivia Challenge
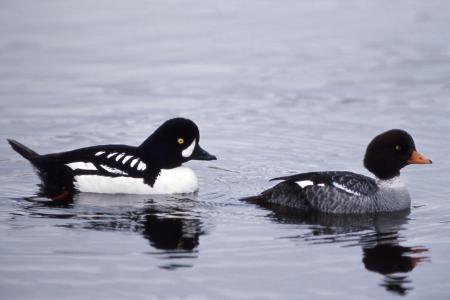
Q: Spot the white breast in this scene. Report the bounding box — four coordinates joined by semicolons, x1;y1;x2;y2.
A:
376;176;411;211
73;166;198;195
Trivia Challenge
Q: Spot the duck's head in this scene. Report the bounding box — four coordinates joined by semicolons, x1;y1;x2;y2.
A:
363;129;432;180
140;118;216;168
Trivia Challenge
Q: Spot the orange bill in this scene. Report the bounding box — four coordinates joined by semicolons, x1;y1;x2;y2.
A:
408;150;432;164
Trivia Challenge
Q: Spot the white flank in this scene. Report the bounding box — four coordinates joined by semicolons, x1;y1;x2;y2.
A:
100;164;128;175
137;161;147;171
130;158;139;168
95;151;105;156
107;152;117;159
333;182;362;196
74;166;198;194
182;139;196;158
122;155;133;164
116;153;125;161
67;162;97;170
295;180;314;188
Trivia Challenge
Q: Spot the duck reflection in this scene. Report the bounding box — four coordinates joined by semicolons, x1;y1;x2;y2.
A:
141;207;203;251
360;231;428;295
22;193;206;269
255;202;428;295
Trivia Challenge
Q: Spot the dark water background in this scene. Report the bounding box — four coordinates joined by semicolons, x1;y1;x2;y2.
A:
1;0;450;299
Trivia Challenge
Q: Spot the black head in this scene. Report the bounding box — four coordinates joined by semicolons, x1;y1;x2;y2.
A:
363;129;432;180
140;118;216;168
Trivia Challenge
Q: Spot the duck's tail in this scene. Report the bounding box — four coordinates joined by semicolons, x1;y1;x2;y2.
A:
7;139;41;164
7;139;75;200
240;194;266;203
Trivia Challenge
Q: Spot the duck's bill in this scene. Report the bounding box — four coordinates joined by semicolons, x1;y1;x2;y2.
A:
408;150;432;164
191;145;217;161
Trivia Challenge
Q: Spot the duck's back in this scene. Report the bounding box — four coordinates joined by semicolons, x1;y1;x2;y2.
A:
259;171;395;213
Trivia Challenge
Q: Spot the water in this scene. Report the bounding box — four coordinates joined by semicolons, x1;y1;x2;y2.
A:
1;0;450;299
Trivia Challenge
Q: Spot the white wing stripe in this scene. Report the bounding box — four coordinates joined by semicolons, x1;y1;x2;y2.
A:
137;161;147;171
107;152;118;159
67;162;97;170
95;151;105;156
296;180;314;188
122;155;133;164
101;164;128;175
333;182;362;196
130;158;139;168
116;153;125;161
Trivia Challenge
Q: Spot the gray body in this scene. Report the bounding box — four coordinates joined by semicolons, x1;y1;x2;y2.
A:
260;171;411;214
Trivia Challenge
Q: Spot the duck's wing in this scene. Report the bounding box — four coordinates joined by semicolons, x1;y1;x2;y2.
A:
270;171;379;197
262;171;379;213
46;145;161;187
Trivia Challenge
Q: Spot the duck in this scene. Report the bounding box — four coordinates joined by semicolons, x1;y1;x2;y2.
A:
8;117;216;198
243;129;432;214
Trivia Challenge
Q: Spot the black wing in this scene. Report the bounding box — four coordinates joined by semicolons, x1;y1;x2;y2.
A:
270;171;378;196
45;145;161;187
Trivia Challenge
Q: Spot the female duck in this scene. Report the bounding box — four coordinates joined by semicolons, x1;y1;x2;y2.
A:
245;129;431;214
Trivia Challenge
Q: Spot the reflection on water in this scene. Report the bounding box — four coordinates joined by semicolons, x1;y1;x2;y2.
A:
20;192;430;293
19;193;207;270
142;209;202;251
17;187;431;292
254;201;429;295
362;234;428;295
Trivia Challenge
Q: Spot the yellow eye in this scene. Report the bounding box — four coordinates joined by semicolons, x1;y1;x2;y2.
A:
177;138;184;145
395;145;402;151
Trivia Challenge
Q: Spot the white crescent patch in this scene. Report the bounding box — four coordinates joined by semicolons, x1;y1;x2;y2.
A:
182;139;196;158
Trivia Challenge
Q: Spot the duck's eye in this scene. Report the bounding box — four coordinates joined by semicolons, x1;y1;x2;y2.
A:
395;145;402;151
177;138;185;145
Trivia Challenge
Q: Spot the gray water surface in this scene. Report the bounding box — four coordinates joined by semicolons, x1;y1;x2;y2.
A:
1;1;450;299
